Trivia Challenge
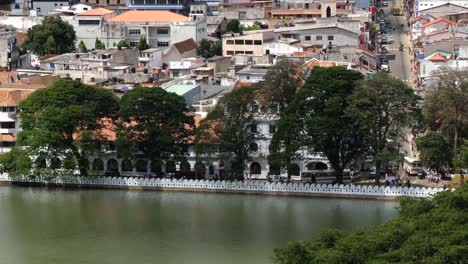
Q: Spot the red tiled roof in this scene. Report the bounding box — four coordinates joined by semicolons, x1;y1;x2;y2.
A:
422;17;455;28
0;134;16;142
429;52;447;62
173;38;197;55
79;7;114;16
108;10;189;23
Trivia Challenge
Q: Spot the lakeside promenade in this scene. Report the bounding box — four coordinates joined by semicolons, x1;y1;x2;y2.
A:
0;174;448;200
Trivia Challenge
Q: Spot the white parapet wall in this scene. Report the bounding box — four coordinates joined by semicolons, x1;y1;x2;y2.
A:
0;174;448;199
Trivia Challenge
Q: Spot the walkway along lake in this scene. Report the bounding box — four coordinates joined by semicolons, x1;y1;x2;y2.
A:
0;186;399;264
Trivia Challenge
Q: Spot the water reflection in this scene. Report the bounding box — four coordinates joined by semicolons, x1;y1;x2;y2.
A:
0;187;398;264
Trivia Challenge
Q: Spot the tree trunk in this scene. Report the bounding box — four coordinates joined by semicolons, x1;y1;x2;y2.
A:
453;126;458;157
335;168;343;184
375;159;382;185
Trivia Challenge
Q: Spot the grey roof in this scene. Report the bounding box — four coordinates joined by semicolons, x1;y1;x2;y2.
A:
237;67;269;75
207;16;226;26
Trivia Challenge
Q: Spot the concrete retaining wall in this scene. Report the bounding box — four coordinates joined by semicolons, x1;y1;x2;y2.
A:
0;174;447;199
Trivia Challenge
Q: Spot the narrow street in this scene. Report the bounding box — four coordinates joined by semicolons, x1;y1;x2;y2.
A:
381;0;413;84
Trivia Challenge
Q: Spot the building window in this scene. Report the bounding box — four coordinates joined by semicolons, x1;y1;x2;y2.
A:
226;50;234;55
96;0;99;3
129;29;141;35
328;36;334;40
250;124;257;133
107;0;110;3
235;39;244;45
269;124;276;134
157;28;169;35
245;39;253;45
78;20;100;25
316;35;322;40
226;40;234;45
254;40;262;45
239;11;246;19
0;122;16;129
305;36;311;41
235;51;244;54
117;0;120;3
54;3;57;6
157;42;169;47
129;41;138;47
245;51;253;54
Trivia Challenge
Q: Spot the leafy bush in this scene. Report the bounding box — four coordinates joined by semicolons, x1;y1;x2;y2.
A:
273;186;468;264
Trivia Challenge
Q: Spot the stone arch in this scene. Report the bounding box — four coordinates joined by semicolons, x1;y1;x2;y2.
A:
249;142;259;152
122;159;133;172
50;157;61;170
180;160;191;172
195;161;206;178
306;161;328;170
165;160;176;173
135;160;148;173
92;158;104;171
35;156;47;169
288;163;300;176
326;6;331;17
208;165;215;175
250;162;261;175
107;159;118;172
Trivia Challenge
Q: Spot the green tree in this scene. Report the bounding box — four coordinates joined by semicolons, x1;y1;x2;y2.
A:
260;60;301;114
78;40;87;52
136;36;150;51
95;38;105;50
423;69;468;156
348;73;420;180
454;140;468;169
0;147;32;176
273;185;468;264
18;80;119;176
199;86;256;179
196;39;222;58
226;19;241;33
117;40;129;50
271;67;364;183
416;132;452;172
117;87;194;164
22;16;76;56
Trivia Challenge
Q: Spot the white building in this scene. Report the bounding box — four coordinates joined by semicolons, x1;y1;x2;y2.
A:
0;25;19;71
103;10;207;49
62;8;116;50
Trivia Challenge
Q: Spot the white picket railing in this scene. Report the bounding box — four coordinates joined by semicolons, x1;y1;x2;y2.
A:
0;174;447;198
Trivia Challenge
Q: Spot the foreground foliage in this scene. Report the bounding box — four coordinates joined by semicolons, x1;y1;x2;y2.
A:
273;186;468;264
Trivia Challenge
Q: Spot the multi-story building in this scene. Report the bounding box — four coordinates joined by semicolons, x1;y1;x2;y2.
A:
218;0;272;21
80;0;124;6
103;10;207;48
415;0;468;17
271;0;352;20
223;30;275;56
62;8;116;50
124;0;187;13
0;25;19;71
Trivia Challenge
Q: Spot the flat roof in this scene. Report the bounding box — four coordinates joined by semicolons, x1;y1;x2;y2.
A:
165;84;199;95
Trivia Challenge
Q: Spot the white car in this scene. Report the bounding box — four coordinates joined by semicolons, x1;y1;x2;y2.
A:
381;64;390;72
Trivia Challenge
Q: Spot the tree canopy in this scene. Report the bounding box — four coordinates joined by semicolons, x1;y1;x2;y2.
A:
348;73;419;179
117;40;129;50
198;86;256;179
78;40;87;52
423;69;468;156
196;39;222;59
18;80;119;176
95;38;106;50
271;67;364;182
273;186;468;264
136;36;150;51
226;19;241;33
117;87;194;163
416;132;453;172
22;16;76;56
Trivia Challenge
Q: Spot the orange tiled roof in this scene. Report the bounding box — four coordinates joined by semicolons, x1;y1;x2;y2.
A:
429;52;447;62
422;17;455;28
107;10;189;23
0;134;16;142
0;90;32;106
79;7;114;16
0;72;57;90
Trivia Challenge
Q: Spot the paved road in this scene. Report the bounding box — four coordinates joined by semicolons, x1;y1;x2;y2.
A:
381;0;413;84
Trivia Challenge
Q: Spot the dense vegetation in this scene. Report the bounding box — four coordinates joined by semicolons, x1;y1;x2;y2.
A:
273;186;468;264
22;16;76;56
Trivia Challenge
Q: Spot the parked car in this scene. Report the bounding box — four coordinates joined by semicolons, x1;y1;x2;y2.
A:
380;64;390;72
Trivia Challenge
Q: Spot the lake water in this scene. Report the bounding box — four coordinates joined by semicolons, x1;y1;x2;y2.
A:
0;186;398;264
